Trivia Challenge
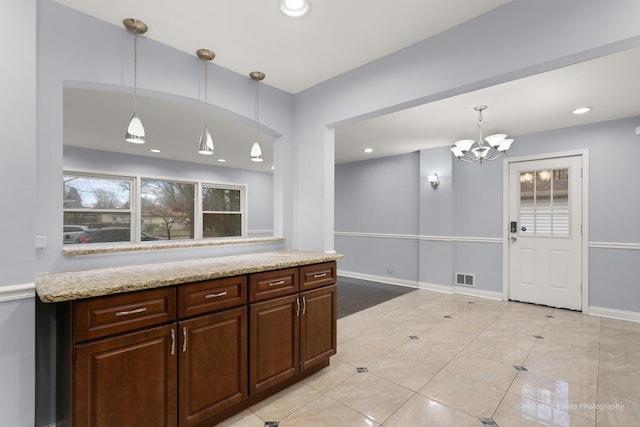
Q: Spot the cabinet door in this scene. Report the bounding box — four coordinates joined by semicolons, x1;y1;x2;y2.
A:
300;285;337;371
249;294;299;394
178;307;247;427
75;324;177;427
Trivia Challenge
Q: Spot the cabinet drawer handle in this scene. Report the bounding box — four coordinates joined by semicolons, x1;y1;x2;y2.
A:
182;327;187;353
313;272;327;278
115;307;147;317
205;291;228;299
268;280;285;287
170;329;175;356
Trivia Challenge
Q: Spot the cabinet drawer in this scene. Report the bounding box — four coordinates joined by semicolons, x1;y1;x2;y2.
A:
249;267;299;302
74;287;176;342
300;262;337;291
177;276;247;318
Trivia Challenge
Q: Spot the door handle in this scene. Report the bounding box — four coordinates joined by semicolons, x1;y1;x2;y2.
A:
511;236;517;242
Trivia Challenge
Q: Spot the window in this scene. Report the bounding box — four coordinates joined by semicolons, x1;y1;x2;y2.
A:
141;179;195;240
63;171;246;244
63;174;133;243
202;186;243;238
519;168;569;236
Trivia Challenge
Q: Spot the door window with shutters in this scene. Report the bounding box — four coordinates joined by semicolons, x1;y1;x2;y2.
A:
519;168;569;236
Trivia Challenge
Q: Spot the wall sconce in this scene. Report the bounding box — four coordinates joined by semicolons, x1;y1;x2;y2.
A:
427;173;439;189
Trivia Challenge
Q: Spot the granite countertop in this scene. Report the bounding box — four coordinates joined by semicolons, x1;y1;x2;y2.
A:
36;250;343;303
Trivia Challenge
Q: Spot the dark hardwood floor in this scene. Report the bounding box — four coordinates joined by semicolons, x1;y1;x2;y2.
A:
336;276;417;319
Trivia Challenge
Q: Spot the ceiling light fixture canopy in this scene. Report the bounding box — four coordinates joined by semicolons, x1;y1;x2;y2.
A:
250;71;266;162
451;105;514;163
280;0;310;17
124;18;148;144
197;48;216;155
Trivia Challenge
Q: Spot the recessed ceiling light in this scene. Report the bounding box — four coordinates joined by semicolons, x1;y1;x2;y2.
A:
280;0;310;17
217;158;226;163
363;148;373;153
572;107;593;115
149;148;161;153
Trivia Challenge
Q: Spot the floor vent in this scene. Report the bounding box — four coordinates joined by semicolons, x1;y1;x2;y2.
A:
455;272;475;287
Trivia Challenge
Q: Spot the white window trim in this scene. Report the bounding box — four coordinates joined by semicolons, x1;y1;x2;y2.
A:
64;168;248;243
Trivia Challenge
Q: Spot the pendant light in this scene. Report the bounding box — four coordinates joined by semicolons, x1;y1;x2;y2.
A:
196;49;216;155
123;19;148;144
250;71;265;162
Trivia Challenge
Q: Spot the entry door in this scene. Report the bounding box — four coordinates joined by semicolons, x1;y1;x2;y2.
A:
508;156;582;310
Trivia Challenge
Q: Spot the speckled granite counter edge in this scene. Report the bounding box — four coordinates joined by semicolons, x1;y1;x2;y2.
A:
37;250;343;303
63;236;286;256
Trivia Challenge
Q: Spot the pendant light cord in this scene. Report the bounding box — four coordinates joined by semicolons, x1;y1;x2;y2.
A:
255;79;260;141
204;60;208;127
133;32;138;112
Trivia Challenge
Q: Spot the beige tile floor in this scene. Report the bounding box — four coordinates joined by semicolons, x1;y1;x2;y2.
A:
219;289;640;426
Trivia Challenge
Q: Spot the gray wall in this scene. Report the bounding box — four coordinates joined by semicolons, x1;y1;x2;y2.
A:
335;153;420;281
336;116;640;311
0;0;36;426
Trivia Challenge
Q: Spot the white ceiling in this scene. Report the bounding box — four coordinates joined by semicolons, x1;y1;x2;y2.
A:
57;0;640;169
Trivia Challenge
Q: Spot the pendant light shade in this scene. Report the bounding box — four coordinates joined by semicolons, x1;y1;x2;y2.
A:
250;141;263;161
196;49;216;155
125;112;145;144
123;19;148;144
198;126;214;155
250;71;266;162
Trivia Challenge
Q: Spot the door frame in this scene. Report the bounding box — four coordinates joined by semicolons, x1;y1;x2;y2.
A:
502;149;590;313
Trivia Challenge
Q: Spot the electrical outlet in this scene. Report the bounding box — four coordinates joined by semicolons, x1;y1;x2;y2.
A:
386;269;394;275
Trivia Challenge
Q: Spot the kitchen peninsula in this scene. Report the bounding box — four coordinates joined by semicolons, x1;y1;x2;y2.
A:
37;249;342;427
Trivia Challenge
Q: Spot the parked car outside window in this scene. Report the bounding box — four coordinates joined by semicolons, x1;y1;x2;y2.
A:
77;227;165;244
63;225;90;244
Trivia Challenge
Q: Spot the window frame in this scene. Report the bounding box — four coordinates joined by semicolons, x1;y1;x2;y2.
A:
63;169;248;244
63;171;136;242
201;183;247;238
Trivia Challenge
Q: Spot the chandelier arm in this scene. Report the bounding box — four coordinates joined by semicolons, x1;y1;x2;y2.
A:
485;150;505;161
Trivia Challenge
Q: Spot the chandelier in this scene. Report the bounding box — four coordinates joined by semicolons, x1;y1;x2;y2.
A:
451;105;514;163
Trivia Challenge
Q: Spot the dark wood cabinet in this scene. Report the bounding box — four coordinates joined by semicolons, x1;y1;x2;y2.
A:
74;324;177;427
249;265;337;395
300;284;337;371
62;261;336;426
179;306;247;427
249;294;300;394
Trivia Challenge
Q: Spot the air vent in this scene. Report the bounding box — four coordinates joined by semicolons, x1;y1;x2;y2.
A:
455;272;475;287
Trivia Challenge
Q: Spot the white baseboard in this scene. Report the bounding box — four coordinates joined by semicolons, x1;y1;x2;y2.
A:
453;285;503;300
338;271;418;288
589;306;640;323
338;271;502;301
0;283;35;303
418;281;453;294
